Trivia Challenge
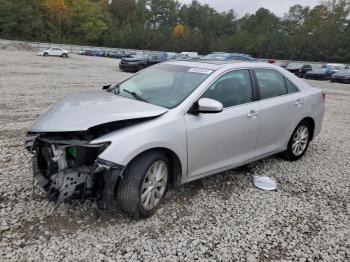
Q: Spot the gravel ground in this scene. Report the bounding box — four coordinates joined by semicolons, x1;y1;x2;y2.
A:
0;50;349;261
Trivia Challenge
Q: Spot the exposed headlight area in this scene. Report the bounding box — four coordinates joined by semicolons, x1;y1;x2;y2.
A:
24;117;157;207
27;132;116;203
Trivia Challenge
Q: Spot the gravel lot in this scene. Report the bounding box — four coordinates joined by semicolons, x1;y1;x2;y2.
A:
0;50;349;261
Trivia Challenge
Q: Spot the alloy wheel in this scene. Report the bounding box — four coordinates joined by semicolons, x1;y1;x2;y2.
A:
141;160;168;210
292;125;309;156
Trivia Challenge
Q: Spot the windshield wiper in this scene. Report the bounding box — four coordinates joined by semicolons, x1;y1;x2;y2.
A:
122;89;148;103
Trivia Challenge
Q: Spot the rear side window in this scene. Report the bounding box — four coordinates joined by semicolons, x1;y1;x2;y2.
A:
255;69;287;99
285;78;299;94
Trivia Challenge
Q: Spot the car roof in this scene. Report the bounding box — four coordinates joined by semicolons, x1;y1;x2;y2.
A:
165;60;280;71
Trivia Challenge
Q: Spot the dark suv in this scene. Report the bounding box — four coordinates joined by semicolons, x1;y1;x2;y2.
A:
286;63;303;76
119;53;167;72
298;64;313;78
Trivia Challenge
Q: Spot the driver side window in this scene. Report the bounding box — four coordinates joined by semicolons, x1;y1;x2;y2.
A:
201;70;253;108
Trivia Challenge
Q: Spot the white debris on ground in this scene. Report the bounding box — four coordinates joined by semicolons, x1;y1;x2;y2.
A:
0;50;349;261
253;176;277;191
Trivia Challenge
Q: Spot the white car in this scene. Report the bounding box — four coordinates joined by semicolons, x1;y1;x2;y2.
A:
38;47;68;57
180;52;199;58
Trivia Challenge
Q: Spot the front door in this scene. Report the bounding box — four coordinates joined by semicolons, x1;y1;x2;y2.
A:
185;69;260;178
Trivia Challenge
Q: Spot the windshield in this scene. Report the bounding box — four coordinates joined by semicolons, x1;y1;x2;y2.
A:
112;64;213;108
287;63;302;69
329;65;342;70
131;54;149;59
201;54;230;60
311;64;322;69
337;69;350;73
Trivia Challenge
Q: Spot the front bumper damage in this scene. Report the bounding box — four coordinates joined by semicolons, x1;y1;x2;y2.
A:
25;132;124;209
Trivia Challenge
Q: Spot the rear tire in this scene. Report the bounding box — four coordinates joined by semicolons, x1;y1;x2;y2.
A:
281;121;311;161
116;151;170;218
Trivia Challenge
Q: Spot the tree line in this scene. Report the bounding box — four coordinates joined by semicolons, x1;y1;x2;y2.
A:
0;0;350;62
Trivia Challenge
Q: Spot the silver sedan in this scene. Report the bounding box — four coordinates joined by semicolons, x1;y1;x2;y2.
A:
25;61;325;218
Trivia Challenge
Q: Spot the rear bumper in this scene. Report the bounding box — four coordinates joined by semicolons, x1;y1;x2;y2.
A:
313;106;325;139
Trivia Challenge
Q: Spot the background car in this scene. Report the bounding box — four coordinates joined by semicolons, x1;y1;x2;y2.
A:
201;52;233;60
78;49;85;55
276;60;290;68
286;63;303;75
165;52;178;59
119;53;167;72
38;47;68;57
304;64;344;80
84;49;92;56
297;64;314;77
201;52;255;61
330;69;350;83
229;53;256;61
111;50;135;59
91;49;104;56
179;52;199;59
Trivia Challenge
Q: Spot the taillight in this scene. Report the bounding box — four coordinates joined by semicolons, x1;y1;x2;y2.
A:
321;91;326;101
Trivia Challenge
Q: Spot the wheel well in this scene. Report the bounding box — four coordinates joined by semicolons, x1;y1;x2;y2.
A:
301;117;315;140
127;148;182;186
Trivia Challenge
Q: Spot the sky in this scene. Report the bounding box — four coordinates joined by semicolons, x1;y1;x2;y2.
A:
179;0;320;17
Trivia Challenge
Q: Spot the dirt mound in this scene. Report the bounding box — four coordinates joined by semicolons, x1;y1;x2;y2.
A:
0;43;37;52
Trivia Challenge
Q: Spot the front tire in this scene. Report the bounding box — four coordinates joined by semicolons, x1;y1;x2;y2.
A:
282;121;311;161
62;53;68;58
116;151;169;218
43;52;48;57
137;64;145;72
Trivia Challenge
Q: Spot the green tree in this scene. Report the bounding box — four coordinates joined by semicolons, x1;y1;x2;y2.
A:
110;0;136;22
41;0;69;42
0;0;16;38
65;0;108;44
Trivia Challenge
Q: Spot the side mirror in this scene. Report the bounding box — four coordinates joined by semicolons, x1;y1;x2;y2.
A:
196;98;223;114
102;84;111;90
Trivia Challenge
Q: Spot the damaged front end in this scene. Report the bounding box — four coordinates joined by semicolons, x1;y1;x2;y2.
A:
25;131;123;209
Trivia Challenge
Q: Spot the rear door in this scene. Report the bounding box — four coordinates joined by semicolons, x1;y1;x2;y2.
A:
185;69;260;178
253;68;305;155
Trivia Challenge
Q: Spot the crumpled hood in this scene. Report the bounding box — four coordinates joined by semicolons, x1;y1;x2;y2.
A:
29;91;167;132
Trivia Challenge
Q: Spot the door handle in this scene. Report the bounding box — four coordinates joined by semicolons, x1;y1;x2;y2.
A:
247;110;258;118
295;100;304;107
